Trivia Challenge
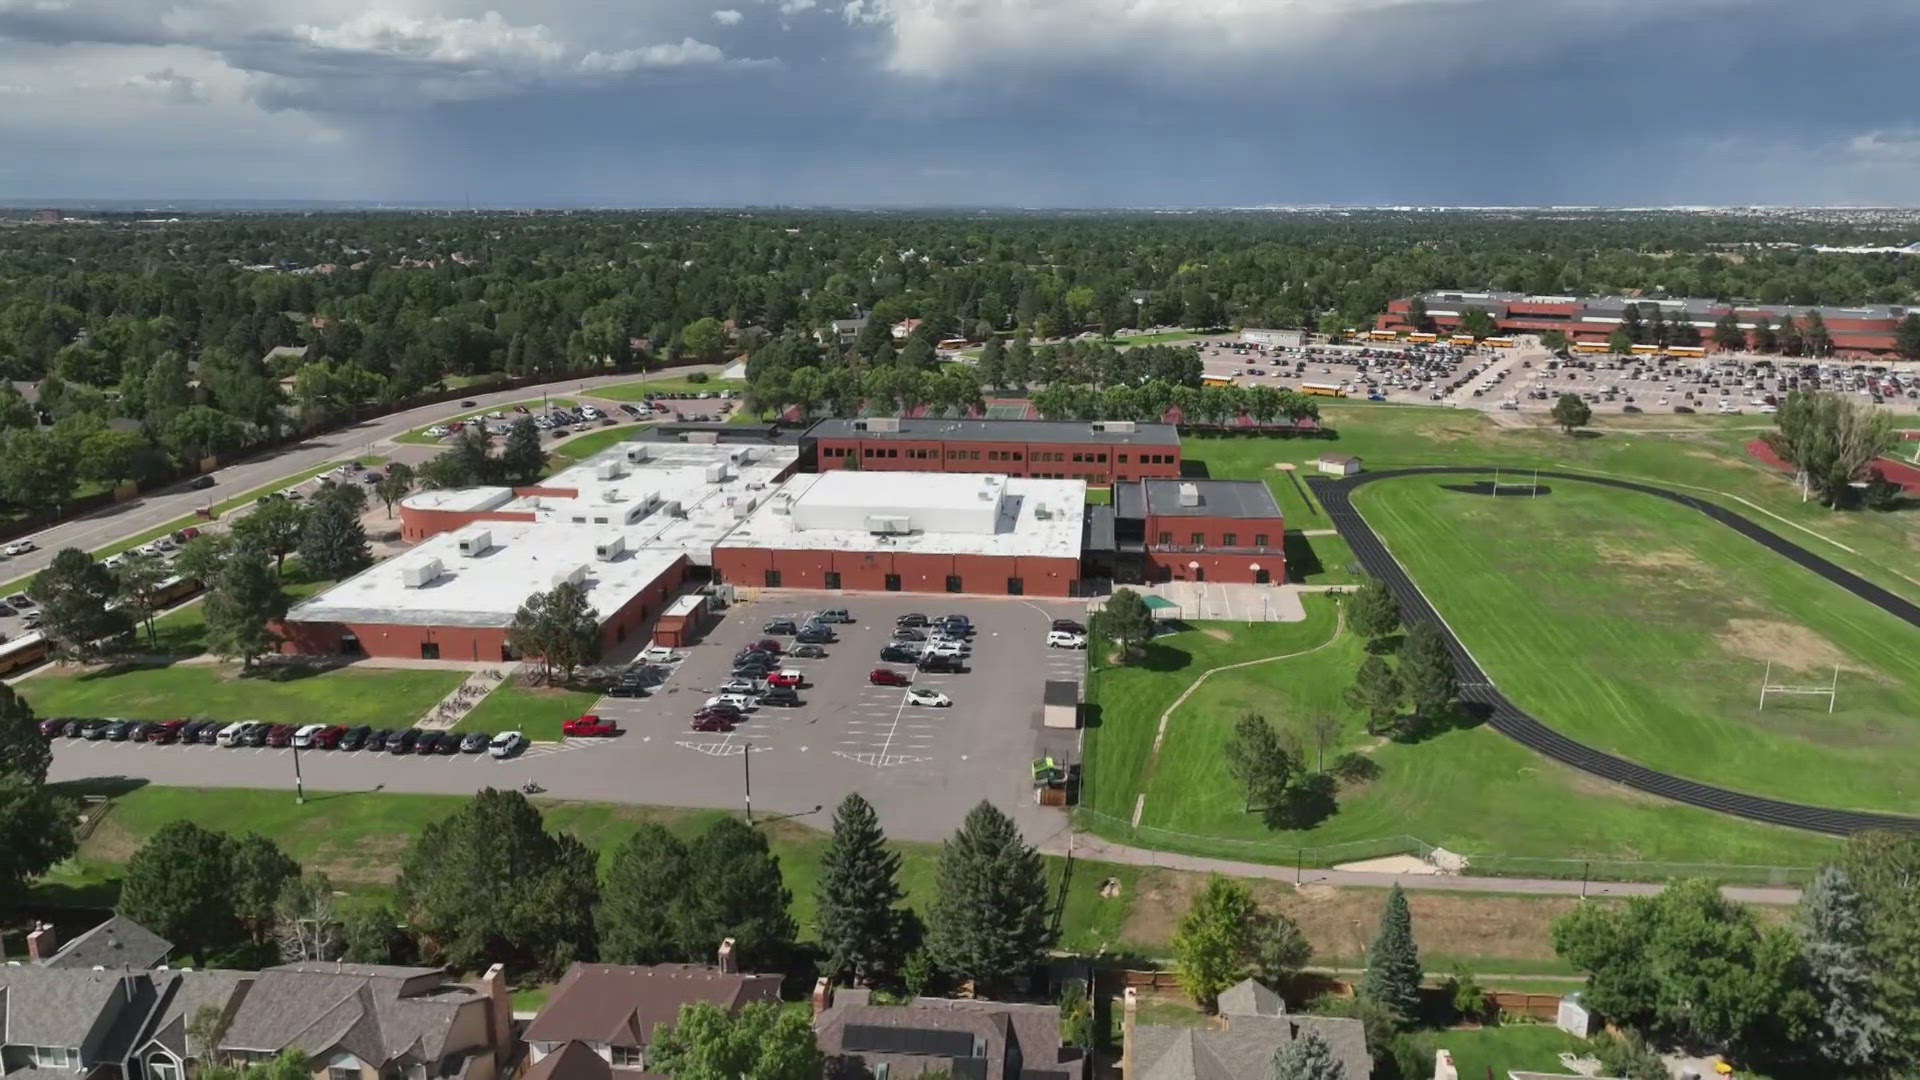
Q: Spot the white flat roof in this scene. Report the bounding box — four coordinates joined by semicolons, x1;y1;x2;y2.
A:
287;521;684;628
401;487;515;513
720;472;1086;561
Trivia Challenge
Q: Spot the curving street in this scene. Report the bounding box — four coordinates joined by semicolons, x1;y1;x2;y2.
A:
1311;466;1920;836
0;366;722;581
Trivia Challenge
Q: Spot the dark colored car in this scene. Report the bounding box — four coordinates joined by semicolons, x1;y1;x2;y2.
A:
365;728;394;752
1052;619;1087;635
870;668;911;687
695;702;744;721
127;721;158;742
794;626;834;645
896;613;929;627
189;474;216;490
752;638;784;655
690;714;734;732
607;678;646;698
239;722;268;747
106;721;136;741
178;720;208;743
938;615;973;630
38;718;65;738
433;731;459;755
879;645;920;664
415;731;445;754
388;729;421;754
790;643;828;659
759;687;801;707
763;618;799;635
266;724;296;748
340;725;371;751
198;721;224;744
918;654;965;674
890;628;926;642
63;719;87;738
150;720;188;744
734;648;775;667
460;732;491;753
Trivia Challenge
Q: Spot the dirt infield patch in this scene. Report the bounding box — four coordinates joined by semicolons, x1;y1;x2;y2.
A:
1718;618;1854;673
1203;628;1235;643
1594;541;1707;574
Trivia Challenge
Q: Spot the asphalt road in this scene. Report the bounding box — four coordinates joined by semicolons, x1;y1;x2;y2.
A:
0;367;721;583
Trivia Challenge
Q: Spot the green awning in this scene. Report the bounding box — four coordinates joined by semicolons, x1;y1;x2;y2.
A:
1142;595;1180;613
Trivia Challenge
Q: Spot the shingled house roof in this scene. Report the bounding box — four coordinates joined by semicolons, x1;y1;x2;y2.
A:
814;990;1083;1080
220;963;484;1069
523;964;781;1050
42;916;172;971
1130;979;1368;1080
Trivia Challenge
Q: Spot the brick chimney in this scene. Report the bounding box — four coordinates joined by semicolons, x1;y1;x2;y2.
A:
1120;987;1138;1078
812;977;834;1017
478;963;512;1067
715;938;736;975
26;923;56;963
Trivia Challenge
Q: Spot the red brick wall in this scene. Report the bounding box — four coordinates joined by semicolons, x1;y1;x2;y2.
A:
814;436;1180;485
398;507;537;543
1144;551;1283;584
712;546;1080;596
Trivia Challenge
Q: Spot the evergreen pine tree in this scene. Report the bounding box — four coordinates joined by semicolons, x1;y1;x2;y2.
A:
1270;1031;1344;1080
203;544;288;670
0;682;50;784
675;818;797;966
297;500;372;581
1800;865;1892;1070
926;801;1053;992
500;417;546;484
598;823;693;964
1397;621;1458;727
815;793;907;984
1360;885;1423;1025
1347;578;1401;642
976;335;1006;390
1347;654;1405;737
1004;336;1033;388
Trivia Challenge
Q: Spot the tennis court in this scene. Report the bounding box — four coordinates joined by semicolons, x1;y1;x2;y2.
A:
985;402;1034;420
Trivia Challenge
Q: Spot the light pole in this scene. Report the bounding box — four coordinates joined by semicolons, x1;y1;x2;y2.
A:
293;740;306;805
742;744;753;824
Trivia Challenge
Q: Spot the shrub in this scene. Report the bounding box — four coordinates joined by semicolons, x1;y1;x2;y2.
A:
686;372;710;384
1330;752;1381;783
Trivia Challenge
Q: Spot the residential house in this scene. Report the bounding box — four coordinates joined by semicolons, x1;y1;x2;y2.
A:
818;318;870;348
521;942;780;1080
129;970;255;1080
813;983;1087;1080
216;963;512;1080
0;964;164;1080
24;918;172;971
1121;979;1370;1079
890;319;923;341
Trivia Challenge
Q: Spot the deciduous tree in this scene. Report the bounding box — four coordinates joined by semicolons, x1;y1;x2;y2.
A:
375;462;415;517
0;682;51;783
1551;392;1592;435
119;821;247;961
647;1001;821;1080
1841;831;1920;1061
275;872;346;962
0;776;74;912
114;550;173;649
202;544;287;670
1765;390;1898;508
1346;654;1404;737
1096;587;1155;661
232;497;308;574
29;547;133;661
506;581;602;681
1174;874;1262;1012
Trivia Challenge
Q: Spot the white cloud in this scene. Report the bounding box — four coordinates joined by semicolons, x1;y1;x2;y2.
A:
120;66;207;101
712;8;744;23
1847;128;1920;165
579;36;726;71
291;10;567;68
777;0;816;12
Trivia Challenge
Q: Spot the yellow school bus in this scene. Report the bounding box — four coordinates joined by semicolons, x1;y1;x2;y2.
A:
1667;345;1706;358
1449;334;1477;347
1202;375;1236;388
1571;341;1612;354
1301;382;1346;398
1368;329;1401;342
1483;336;1516;348
1407;332;1439;344
1630;343;1663;356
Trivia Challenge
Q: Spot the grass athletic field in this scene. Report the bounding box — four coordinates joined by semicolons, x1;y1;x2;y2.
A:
1081;613;1842;870
1356;474;1920;814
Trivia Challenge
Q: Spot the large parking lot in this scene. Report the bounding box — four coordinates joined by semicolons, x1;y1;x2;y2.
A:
44;591;1091;845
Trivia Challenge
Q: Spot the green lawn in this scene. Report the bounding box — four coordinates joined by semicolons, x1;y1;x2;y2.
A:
542;423;652;473
594;378;733;402
452;677;601;742
396;400;575;445
18;664;464;728
1184;405;1920;606
1360;474;1920;814
1284;530;1359;585
34;784;1142;958
1407;1024;1588;1078
1082;604;1843;873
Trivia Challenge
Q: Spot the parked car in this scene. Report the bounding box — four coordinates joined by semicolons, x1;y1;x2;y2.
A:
891;628;927;642
763;618;799;635
563;715;620;737
751;638;784;655
38;718;65;738
365;728;394;752
794;626;835;645
62;719;87;738
313;725;347;749
813;608;854;623
414;731;445;754
790;643;828;659
265;724;295;748
759;687;801;707
388;728;422;754
1051;619;1086;635
918;654;964;674
190;474;216;490
339;725;372;751
690;714;735;732
1047;630;1088;649
734;648;776;666
879;645;920;664
128;721;159;742
292;723;326;749
695;702;744;721
905;688;952;707
149;719;188;744
460;731;491;753
895;613;929;627
924;640;968;659
489;731;528;758
607;677;647;698
194;721;223;744
766;670;803;689
869;668;911;687
706;692;757;711
936;615;973;633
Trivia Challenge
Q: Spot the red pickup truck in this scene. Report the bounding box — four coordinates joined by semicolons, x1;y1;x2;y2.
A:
563;715;621;737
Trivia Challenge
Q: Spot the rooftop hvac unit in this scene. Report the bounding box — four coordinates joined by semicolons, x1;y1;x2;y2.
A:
624;445;651;464
705;462;731;483
595;461;624;481
731;496;759;519
1034;504;1051;520
1177;482;1200;508
1095;420;1136;434
856;417;900;433
663;500;685;518
771;495;792;515
595;535;627;561
551;564;588;588
400;558;443;589
457;530;492;557
865;514;912;534
730;447;756;464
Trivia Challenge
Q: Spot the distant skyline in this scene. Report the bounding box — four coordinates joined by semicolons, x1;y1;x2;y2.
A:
4;0;1919;207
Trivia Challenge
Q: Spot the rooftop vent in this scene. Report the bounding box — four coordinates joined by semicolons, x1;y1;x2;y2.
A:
732;496;759;519
866;514;911;534
595;535;627;561
457;530;492;557
1178;482;1200;508
552;564;588;589
705;462;732;484
1034;503;1051;520
595;461;624;481
401;559;443;589
623;445;651;464
730;447;756;464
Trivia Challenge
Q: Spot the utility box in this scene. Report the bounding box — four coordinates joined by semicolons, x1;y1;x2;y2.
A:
1043;680;1080;729
624;444;651;463
401;559;443;589
595;535;627;561
551;564;588;589
457;530;492;557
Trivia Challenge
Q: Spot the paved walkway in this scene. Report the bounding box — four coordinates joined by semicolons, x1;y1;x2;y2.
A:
1040;829;1803;905
1098;581;1304;622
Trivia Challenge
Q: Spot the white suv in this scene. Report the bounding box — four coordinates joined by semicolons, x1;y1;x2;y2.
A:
1047;630;1088;649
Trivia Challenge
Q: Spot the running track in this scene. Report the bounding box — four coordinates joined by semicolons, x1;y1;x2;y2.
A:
1308;466;1920;835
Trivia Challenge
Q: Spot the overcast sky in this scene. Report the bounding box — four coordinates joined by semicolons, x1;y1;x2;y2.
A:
3;0;1918;207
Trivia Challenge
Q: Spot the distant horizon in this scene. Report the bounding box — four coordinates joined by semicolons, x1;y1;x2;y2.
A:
9;201;1920;214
